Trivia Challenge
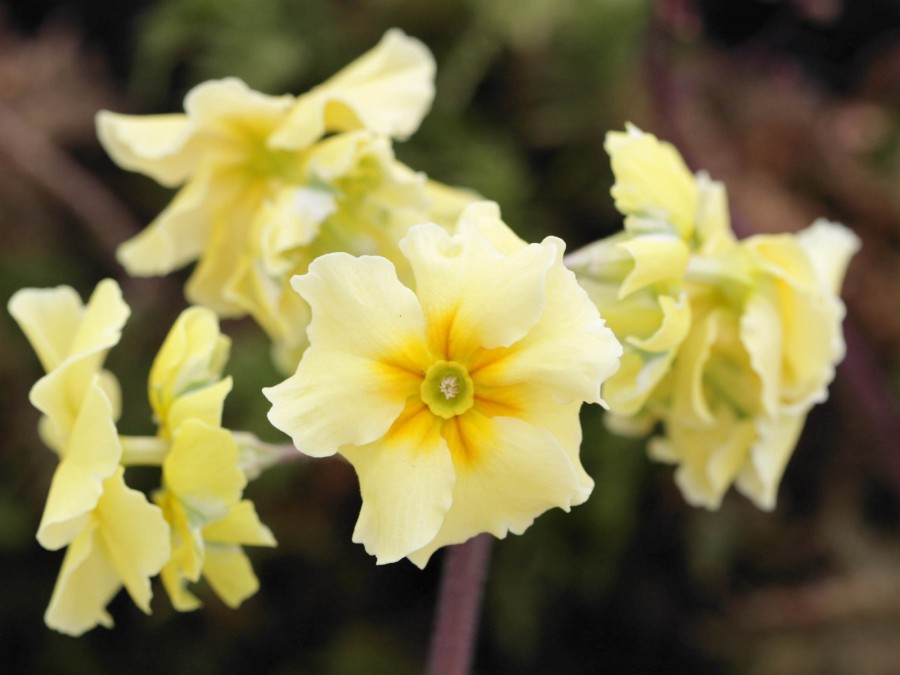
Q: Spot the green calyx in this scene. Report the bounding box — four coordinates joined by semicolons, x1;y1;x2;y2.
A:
420;360;474;419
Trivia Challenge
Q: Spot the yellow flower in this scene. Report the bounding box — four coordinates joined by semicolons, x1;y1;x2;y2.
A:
265;201;622;566
570;126;860;510
148;306;232;439
44;466;170;636
97;29;436;317
8;280;129;549
146;307;275;609
154;420;275;611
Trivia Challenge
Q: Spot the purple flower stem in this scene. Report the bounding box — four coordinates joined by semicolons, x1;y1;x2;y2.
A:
426;534;493;675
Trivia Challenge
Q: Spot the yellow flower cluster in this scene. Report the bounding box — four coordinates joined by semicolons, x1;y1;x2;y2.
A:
266;201;623;566
568;125;860;510
99;30;475;372
9;281;274;635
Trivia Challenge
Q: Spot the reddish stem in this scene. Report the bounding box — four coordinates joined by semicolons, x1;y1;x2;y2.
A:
426;534;493;675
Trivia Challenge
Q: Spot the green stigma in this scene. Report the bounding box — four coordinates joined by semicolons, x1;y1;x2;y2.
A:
421;360;474;419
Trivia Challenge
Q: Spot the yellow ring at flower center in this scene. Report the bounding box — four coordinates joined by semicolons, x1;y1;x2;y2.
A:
420;360;474;419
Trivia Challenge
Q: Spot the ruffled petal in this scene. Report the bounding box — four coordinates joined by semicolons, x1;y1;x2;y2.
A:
400;214;554;357
736;413;806;510
95;111;195;187
616;234;690;299
605;124;698;240
7;284;83;373
96;467;170;614
37;379;121;550
407;414;583;568
44;520;118;636
740;293;783;418
342;401;453;564
271;29;435;149
796;219;860;296
470;234;622;405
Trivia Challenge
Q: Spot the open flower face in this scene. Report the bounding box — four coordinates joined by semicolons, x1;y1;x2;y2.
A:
97;29;437;317
265;201;622;566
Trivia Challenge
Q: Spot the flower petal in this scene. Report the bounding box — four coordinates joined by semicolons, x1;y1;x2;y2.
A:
202;501;276;547
400;215;554;356
472;237;622;405
202;546;260;609
605;124;698;240
95;111;195;187
407;414;583;568
44;520;117;636
796;219;860;296
616;234;690;299
37;379;121;550
96;467;170;614
740;293;783;418
8;284;83;373
164;420;246;524
342;401;453;564
271;29;435;149
736;413;806;510
117;168;217;275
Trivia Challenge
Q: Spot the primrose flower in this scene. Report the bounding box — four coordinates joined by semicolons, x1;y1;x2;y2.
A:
569;125;860;510
265;201;622;566
148;307;275;609
97;31;437;308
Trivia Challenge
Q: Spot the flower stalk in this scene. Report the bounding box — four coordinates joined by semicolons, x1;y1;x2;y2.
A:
426;535;493;675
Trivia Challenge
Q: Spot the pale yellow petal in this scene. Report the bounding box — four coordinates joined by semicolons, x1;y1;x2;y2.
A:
400;219;554;357
290;251;427;365
472;238;622;406
271;29;435;149
694;172;736;254
160;558;202;612
8;284;83;373
795;219;860;296
96;111;195;187
740;293;783;418
202;501;276;547
164;420;245;524
202;546;260;609
117;168;217;275
265;349;418;458
165;377;232;435
736;413;806;510
27;280;129;444
671;310;720;425
96;467;170;613
407;414;583;568
37;379;121;550
342;401;453;564
183;78;293;137
605;124;698;240
616;234;690;299
44;520;118;636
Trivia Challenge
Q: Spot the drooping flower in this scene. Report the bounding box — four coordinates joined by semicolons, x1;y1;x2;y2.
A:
265;201;622;566
8;280;170;635
568;125;860;510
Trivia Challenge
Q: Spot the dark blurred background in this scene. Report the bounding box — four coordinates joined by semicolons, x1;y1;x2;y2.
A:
1;1;898;673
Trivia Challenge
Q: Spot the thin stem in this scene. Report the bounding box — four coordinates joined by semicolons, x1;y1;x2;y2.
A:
119;435;169;466
426;534;493;675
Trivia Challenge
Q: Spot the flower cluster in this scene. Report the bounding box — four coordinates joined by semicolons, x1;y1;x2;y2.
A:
99;29;475;372
9;281;275;635
568;125;860;510
265;201;622;566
